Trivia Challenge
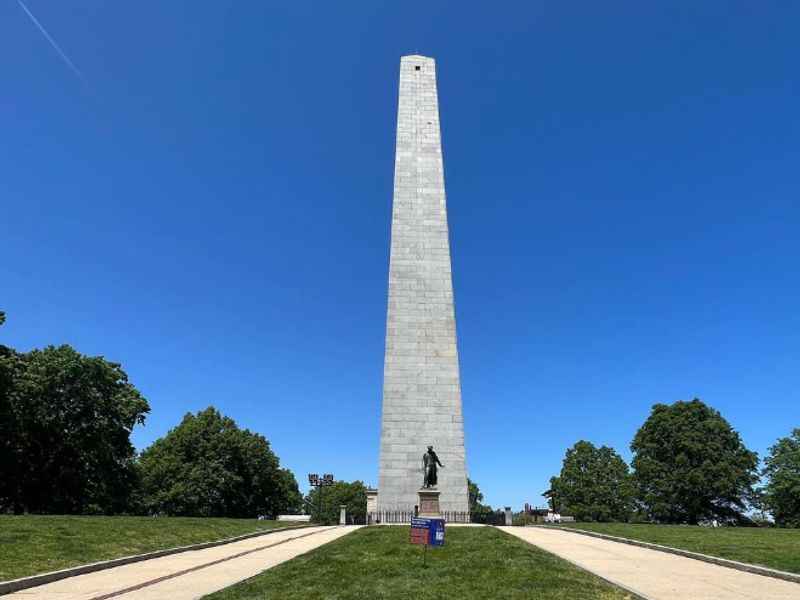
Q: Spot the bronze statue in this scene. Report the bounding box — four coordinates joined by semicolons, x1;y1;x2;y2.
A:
422;445;444;488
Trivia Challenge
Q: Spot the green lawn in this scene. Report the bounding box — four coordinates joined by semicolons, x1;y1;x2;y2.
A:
0;515;301;581
205;526;634;600
559;522;800;574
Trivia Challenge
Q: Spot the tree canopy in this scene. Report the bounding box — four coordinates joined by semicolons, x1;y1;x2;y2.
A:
468;478;493;520
138;407;301;517
631;399;758;524
549;440;634;522
306;480;367;525
0;313;20;511
0;343;149;514
763;428;800;527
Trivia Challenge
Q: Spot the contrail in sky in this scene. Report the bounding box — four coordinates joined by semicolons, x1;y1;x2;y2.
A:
17;0;85;83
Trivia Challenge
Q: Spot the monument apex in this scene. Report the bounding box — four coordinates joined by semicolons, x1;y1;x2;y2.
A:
376;55;469;520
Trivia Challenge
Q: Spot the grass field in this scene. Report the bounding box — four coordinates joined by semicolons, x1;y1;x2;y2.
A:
559;522;800;574
0;515;300;581
205;526;634;600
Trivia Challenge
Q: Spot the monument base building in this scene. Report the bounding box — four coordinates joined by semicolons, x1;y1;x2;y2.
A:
374;55;469;522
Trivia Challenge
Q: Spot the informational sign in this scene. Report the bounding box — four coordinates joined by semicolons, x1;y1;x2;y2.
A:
410;518;430;545
410;517;445;547
429;518;445;547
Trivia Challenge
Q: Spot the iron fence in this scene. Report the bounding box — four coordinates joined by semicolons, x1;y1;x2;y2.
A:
367;510;471;524
470;510;507;526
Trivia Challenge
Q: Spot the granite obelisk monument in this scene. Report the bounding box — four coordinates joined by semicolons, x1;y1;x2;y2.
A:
377;55;469;518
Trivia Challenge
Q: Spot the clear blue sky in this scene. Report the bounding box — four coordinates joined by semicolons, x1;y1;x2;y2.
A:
3;1;799;510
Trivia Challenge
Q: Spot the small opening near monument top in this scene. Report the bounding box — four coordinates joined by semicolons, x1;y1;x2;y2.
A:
415;66;420;71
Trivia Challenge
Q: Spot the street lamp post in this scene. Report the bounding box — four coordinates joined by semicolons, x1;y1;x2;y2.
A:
308;473;334;523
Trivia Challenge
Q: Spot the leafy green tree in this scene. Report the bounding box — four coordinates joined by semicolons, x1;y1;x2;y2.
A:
138;407;300;517
545;478;563;513
746;487;771;526
763;429;800;527
550;441;634;521
0;312;22;512
0;344;149;514
631;399;758;524
468;478;493;519
306;480;367;524
277;468;304;515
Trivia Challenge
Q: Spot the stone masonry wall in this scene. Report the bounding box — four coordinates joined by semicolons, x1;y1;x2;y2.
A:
377;55;469;514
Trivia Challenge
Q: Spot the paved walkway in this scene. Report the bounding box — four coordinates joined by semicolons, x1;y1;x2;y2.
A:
9;525;360;600
500;526;799;600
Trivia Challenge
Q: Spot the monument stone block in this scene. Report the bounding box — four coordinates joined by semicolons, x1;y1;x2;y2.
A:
376;55;469;519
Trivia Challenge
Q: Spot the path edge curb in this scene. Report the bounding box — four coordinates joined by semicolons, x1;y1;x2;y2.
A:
0;523;315;596
541;525;800;585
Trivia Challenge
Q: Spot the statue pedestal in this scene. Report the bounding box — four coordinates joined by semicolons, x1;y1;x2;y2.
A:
417;489;442;518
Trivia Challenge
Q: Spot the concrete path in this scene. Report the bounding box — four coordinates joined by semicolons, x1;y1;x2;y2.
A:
500;526;799;600
8;525;360;600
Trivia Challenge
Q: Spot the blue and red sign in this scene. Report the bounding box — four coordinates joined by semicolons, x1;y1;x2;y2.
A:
410;517;445;546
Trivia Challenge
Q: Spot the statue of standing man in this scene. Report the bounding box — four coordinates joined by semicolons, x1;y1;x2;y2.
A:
422;445;444;488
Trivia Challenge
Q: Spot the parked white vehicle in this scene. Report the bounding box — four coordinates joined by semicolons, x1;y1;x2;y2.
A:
544;512;562;523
